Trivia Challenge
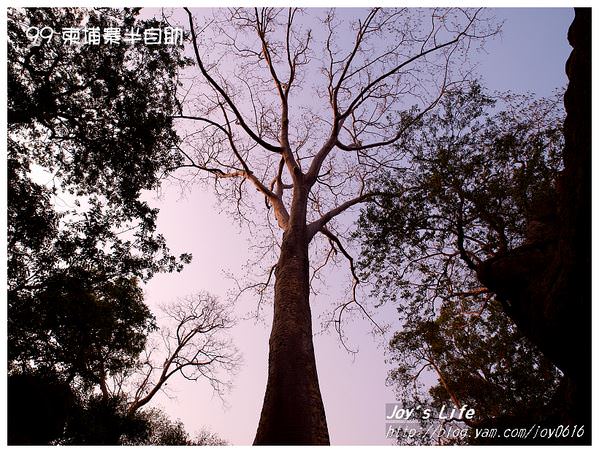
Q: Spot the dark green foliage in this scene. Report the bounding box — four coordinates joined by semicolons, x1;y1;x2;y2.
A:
61;395;228;445
388;301;561;444
10;271;155;386
8;8;188;206
8;376;227;446
125;409;229;446
134;410;192;446
8;7;192;283
63;395;149;445
8;6;190;376
8;372;76;445
7;7;194;444
355;83;565;443
357;83;563;316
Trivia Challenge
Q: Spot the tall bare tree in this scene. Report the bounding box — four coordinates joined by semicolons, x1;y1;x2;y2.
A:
175;7;495;444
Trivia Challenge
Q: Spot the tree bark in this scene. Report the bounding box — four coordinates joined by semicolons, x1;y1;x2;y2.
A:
254;189;330;445
476;7;591;443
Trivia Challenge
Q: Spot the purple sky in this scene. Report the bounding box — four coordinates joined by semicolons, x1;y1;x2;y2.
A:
139;7;574;445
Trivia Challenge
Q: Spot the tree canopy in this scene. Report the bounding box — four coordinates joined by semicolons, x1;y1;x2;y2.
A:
7;8;239;445
8;5;191;376
356;82;563;317
355;83;566;443
387;300;562;445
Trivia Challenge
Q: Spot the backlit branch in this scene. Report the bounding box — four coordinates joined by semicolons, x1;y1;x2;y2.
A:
185;7;282;154
319;227;385;352
127;293;240;415
307;8;492;186
307;192;382;239
340;10;481;120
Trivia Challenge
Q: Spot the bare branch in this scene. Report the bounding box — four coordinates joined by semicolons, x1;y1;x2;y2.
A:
335;86;446;152
307;192;383;240
127;292;241;415
318;227;385;351
185;7;282;154
341;9;482;119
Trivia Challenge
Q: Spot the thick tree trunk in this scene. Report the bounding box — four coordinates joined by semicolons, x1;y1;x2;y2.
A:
477;8;591;443
254;191;330;445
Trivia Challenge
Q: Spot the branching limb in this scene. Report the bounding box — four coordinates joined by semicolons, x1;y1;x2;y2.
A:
335;88;445;152
174;101;291;228
340;9;482;120
269;157;292;198
185;7;282;154
309;8;493;181
307;192;384;240
332;8;380;112
252;8;305;180
319;227;385;353
230;263;277;321
127;292;241;415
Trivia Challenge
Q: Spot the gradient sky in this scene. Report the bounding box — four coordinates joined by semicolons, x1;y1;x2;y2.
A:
137;7;574;445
